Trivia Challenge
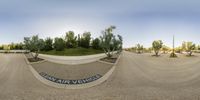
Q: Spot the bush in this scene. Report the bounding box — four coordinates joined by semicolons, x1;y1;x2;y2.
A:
54;38;65;51
65;31;77;48
44;37;53;51
80;32;91;48
92;38;100;49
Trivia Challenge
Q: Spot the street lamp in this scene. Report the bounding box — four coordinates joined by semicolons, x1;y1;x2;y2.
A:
170;35;177;58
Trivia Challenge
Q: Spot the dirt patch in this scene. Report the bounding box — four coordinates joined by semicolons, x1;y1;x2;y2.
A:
28;58;44;62
100;57;117;63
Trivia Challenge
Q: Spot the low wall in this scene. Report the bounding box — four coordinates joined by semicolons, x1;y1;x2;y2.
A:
24;53;121;89
33;53;107;65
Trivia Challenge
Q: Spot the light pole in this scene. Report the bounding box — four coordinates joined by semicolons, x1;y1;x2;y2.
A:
173;35;175;54
170;35;177;58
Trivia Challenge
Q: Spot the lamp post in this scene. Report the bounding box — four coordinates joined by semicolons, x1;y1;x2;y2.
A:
170;35;177;58
173;35;174;54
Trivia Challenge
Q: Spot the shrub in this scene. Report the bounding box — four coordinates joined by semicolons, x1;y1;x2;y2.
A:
65;31;77;48
92;38;101;49
80;32;91;48
54;37;65;51
44;37;53;51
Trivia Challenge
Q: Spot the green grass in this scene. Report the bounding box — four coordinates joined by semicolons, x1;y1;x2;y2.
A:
39;47;104;56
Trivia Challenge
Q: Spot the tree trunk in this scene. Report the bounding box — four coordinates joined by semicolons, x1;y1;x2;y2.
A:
111;47;115;56
34;51;39;60
155;51;159;56
189;51;192;56
106;49;112;58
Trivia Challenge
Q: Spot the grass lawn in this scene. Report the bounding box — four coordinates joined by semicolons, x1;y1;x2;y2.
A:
39;48;104;56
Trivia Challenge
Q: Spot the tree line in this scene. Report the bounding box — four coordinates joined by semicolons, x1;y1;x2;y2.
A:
127;40;199;57
0;43;24;50
23;26;123;59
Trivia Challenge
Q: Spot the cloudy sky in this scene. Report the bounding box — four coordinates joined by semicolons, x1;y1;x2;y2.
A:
0;0;200;48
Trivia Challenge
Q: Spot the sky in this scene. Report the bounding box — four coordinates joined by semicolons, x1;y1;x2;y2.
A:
0;0;200;48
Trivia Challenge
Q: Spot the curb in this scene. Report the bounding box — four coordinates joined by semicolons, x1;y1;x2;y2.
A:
24;55;47;65
24;53;121;89
97;60;114;65
32;51;117;65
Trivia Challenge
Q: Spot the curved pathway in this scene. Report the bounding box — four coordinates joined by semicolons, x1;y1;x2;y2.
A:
1;52;200;99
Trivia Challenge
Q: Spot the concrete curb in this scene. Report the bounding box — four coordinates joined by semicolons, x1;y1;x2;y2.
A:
97;60;114;65
24;53;121;89
32;51;117;65
24;55;47;65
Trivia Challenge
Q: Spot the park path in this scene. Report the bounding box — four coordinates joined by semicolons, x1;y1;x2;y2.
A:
0;52;200;99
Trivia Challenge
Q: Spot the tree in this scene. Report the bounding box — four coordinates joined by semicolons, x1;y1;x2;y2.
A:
152;40;163;56
185;42;195;56
65;31;77;48
0;45;3;50
24;37;31;52
162;45;170;53
175;46;182;53
24;35;45;59
77;34;81;47
197;45;200;50
92;38;100;49
100;26;122;58
14;43;23;50
44;37;53;51
100;26;115;58
182;41;187;52
117;35;123;53
8;42;23;50
10;42;15;50
3;45;10;53
80;32;91;48
147;47;153;53
136;44;143;53
54;37;65;51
